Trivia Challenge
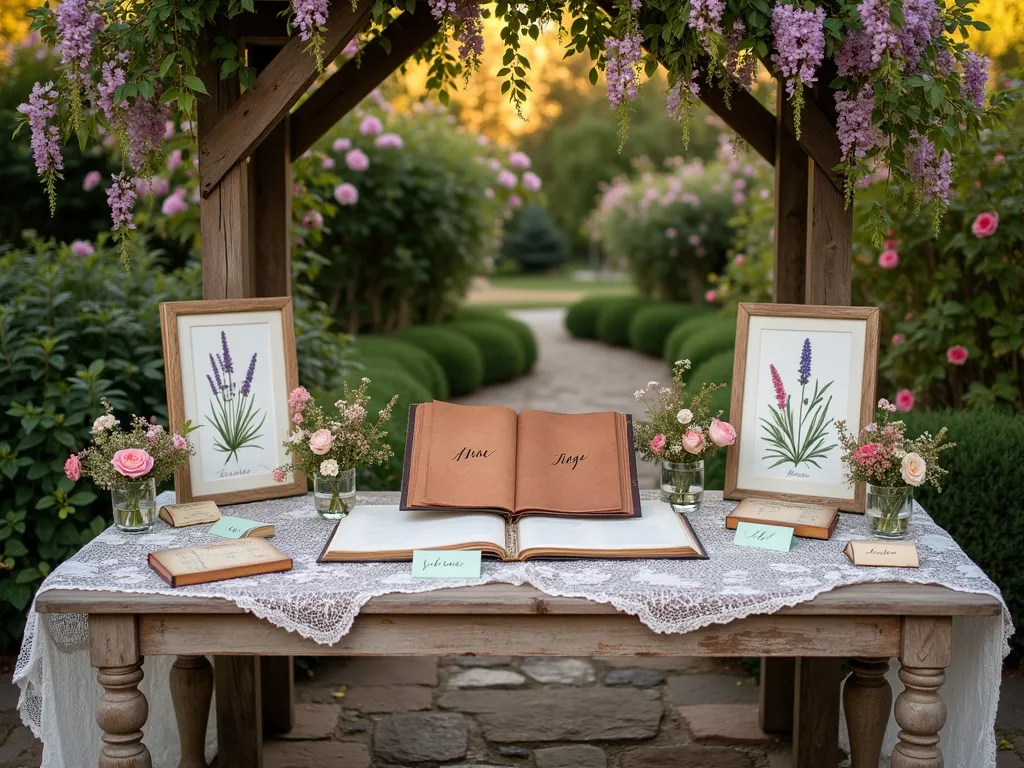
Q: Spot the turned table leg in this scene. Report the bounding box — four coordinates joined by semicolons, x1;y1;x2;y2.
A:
170;656;213;768
844;658;892;768
892;617;952;768
89;615;151;768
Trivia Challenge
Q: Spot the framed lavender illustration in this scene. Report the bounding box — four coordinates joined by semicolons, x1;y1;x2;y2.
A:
160;298;306;504
724;303;880;512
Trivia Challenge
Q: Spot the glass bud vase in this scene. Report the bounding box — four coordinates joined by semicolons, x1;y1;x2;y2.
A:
865;483;913;539
660;459;704;514
314;468;357;520
111;478;158;533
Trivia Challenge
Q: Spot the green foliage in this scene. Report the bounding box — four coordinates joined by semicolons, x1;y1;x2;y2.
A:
564;296;607;339
595;298;649;348
396;326;485;397
663;314;725;365
690;349;735;417
904;409;1024;658
674;316;738;372
501;204;568;273
446;322;526;385
352;336;449;400
453;307;538;373
628;303;707;358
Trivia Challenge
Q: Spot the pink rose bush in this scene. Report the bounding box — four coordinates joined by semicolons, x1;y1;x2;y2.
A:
877;249;899;269
946;345;969;366
971;211;999;238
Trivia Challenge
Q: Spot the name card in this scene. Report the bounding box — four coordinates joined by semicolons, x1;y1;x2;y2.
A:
158;501;220;527
844;540;919;568
209;516;275;539
734;522;795;552
412;550;482;579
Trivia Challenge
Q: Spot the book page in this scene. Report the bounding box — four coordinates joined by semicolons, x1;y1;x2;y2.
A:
419;401;518;511
153;538;285;576
323;505;507;555
514;410;624;513
518;500;697;553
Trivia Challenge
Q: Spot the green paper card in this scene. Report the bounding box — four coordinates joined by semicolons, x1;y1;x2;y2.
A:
412;550;482;579
210;516;265;539
734;522;795;552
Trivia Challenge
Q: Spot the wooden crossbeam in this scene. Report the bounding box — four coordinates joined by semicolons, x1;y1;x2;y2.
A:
291;12;441;159
198;0;372;197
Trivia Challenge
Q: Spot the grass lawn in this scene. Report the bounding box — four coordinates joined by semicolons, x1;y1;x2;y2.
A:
465;267;637;309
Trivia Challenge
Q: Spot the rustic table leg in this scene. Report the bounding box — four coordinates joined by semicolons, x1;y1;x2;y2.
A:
215;656;263;767
793;657;842;768
170;656;213;768
844;657;892;768
759;657;795;734
89;614;152;768
892;617;952;768
260;656;294;734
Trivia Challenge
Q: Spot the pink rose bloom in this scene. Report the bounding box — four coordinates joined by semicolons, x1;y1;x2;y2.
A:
333;137;352;153
64;454;81;481
734;255;745;266
70;240;94;257
650;434;667;455
508;151;531;170
891;334;905;345
708;419;737;447
704;290;717;303
946;345;969;365
321;155;335;170
994;153;1005;164
878;249;899;269
82;170;102;191
308;429;334;455
375;133;404;149
111;448;155;479
682;430;704;454
345;148;370;172
172;434;187;450
334;182;359;205
303;210;324;230
272;468;286;483
895;389;915;412
521;171;542;192
665;228;678;240
359;115;383;136
497;170;517;189
507;194;523;210
167;149;183;171
161;192;189;216
971;211;999;238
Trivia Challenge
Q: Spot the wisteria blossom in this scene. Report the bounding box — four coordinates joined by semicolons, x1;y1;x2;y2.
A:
292;0;330;70
17;82;62;213
962;51;990;109
605;32;644;111
770;5;825;138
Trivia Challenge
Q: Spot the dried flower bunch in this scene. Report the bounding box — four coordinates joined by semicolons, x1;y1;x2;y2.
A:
274;379;398;481
63;401;196;489
836;399;954;489
633;360;737;463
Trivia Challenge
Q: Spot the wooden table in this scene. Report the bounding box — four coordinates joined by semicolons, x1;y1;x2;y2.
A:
35;581;1001;768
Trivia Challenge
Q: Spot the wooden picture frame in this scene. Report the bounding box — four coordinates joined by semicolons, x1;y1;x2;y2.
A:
160;298;306;505
724;303;880;512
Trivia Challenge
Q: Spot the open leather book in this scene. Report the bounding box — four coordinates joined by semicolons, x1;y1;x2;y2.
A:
318;500;707;562
401;401;641;518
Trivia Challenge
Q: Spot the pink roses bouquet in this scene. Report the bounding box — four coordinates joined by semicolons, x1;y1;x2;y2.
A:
632;359;737;463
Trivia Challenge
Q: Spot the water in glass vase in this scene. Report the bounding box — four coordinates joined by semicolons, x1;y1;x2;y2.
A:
865;483;913;539
661;460;704;513
314;468;357;520
111;478;157;533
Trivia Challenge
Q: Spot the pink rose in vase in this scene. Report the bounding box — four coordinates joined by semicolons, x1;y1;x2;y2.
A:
308;429;334;455
682;430;705;454
708;419;737;447
650;434;667;455
64;454;81;481
111;448;154;479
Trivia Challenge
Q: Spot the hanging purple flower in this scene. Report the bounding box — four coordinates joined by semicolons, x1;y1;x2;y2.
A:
241;353;257;396
962;51;990;109
798;338;812;385
17;82;63;185
209;353;224;391
221;331;234;374
106;172;137;232
605;32;644;110
55;0;103;87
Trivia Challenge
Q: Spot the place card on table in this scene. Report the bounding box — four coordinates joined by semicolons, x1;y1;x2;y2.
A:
209;516;276;539
412;550;483;579
726;497;839;540
843;540;919;568
158;501;221;527
733;522;795;552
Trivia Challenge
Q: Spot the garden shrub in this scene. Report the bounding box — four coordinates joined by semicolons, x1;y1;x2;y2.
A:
501;203;568;273
595;298;650;347
628;303;707;358
663;313;724;364
353;336;449;400
446;322;526;385
564;297;607;339
396;326;484;397
674;316;738;371
453;307;538;372
690;349;735;415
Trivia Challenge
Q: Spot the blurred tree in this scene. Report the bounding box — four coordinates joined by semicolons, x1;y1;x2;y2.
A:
501;203;568;272
1;0;34;52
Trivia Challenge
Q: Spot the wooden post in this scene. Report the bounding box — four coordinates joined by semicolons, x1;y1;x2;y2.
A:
772;89;808;304
90;615;151;768
759;657;795;734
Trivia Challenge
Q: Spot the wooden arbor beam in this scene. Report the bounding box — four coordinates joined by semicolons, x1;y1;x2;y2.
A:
198;0;372;197
291;12;441;159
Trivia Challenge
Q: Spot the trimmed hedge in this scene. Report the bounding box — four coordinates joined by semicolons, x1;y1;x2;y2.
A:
565;296;607;339
690;349;735;492
903;409;1024;659
454;307;538;372
396;326;485;396
353;336;449;400
674;316;738;371
628;304;709;358
446;321;526;385
664;314;726;365
595;298;650;347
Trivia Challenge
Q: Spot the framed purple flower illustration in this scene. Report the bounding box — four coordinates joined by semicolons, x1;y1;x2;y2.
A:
725;303;880;512
160;298;306;504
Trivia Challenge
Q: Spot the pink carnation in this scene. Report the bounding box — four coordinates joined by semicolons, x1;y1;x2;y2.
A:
946;345;969;365
878;249;899;269
895;389;915;412
111;448;154;479
272;468;286;483
650;434;667;455
64;454;81;481
971;211;999;238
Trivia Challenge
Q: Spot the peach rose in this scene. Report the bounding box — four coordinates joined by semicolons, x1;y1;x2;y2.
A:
708;419;737;447
682;430;704;454
650;434;667;455
901;452;926;487
64;454;81;481
308;429;334;455
111;448;154;479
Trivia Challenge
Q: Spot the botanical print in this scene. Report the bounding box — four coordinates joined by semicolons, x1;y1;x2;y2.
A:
759;337;837;471
205;331;266;465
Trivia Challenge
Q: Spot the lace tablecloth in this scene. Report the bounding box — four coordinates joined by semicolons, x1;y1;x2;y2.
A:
15;491;1013;768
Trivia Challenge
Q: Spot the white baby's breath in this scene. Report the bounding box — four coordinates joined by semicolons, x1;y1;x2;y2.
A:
320;459;339;477
676;408;693;425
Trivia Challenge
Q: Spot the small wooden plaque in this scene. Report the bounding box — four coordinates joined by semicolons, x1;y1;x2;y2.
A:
843;540;920;568
158;501;221;527
726;497;839;540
